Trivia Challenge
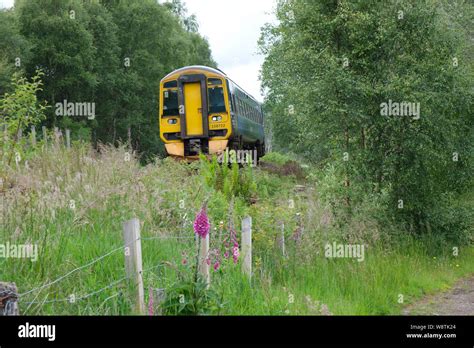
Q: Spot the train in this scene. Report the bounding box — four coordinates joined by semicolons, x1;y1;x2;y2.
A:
158;65;265;160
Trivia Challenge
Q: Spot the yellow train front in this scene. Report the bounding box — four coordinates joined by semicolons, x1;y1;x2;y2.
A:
159;65;265;159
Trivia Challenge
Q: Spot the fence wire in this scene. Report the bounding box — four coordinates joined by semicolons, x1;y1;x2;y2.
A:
18;233;188;297
18;236;140;297
14;230;191;312
21;276;129;305
142;235;195;241
21;263;168;306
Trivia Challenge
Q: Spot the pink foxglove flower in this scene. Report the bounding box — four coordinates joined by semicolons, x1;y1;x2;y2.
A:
148;287;154;316
193;207;210;238
233;246;240;264
213;261;220;271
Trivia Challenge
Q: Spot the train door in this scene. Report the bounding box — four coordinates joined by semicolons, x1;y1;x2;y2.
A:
183;82;203;136
178;74;209;156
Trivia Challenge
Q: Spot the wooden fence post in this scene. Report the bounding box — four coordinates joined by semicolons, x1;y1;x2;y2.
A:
30;126;36;147
280;222;286;258
198;234;210;287
65;129;71;149
0;282;19;315
152;288;166;315
42;126;47;146
122;218;145;315
241;216;252;280
54;127;59;146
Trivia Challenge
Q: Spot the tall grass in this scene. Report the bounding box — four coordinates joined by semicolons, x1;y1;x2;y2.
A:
1;144;472;315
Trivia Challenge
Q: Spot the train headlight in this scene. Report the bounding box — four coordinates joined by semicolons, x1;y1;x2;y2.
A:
212;115;222;121
167;118;178;125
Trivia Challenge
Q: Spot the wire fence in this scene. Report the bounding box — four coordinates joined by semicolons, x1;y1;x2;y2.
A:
18;236;141;297
14;234;194;314
22;263;169;306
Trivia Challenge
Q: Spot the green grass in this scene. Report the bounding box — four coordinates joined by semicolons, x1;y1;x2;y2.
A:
1;143;472;315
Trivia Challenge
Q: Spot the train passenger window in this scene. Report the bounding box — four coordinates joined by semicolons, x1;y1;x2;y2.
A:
231;94;237;113
163;90;179;116
208;87;226;113
164;80;177;88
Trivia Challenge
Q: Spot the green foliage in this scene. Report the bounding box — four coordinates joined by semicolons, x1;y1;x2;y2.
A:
0;8;31;95
4;0;215;159
1;144;473;315
161;277;224;315
260;152;306;179
200;154;257;203
260;0;474;237
260;152;294;165
0;70;49;168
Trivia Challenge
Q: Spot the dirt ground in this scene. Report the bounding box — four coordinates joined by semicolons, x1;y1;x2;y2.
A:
403;276;474;315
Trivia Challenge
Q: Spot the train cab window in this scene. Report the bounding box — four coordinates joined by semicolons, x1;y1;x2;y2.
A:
163;89;179;116
208;78;222;86
164;80;177;88
209;86;226;113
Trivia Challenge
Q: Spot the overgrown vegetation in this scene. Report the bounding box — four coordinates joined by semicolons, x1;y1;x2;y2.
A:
0;0;472;316
1;143;472;315
259;0;474;239
0;71;48;172
0;0;215;159
200;154;257;203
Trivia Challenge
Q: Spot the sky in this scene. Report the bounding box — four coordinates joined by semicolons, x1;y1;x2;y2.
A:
183;0;276;101
0;0;276;101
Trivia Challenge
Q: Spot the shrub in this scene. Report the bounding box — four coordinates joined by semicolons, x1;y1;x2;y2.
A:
260;152;305;179
160;277;224;315
199;154;257;203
